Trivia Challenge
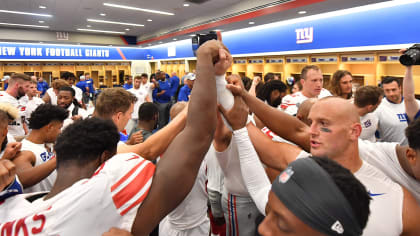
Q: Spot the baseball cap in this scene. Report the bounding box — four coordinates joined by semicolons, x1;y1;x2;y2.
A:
185;73;196;81
1;75;10;82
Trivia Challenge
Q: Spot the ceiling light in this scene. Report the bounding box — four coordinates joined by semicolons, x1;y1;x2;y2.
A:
298;11;307;14
173;38;177;40
77;28;125;34
87;19;144;26
39;41;43;43
183;3;190;7
0;9;52;17
249;21;255;25
159;41;163;43
38;20;45;23
87;25;91;27
125;28;130;31
189;34;195;36
147;19;152;22
100;13;106;16
103;3;174;16
0;22;49;28
39;6;47;9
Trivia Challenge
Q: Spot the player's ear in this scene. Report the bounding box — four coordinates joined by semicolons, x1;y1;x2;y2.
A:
99;150;114;164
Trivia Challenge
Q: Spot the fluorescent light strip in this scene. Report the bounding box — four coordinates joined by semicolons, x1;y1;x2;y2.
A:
0;22;49;28
77;28;125;34
0;9;52;17
87;19;144;27
103;3;174;16
224;0;420;37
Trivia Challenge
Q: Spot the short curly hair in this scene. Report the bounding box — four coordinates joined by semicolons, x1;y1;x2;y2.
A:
55;118;120;168
28;104;68;130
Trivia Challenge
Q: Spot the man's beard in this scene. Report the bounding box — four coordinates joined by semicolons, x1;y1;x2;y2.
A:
17;88;26;99
270;97;282;108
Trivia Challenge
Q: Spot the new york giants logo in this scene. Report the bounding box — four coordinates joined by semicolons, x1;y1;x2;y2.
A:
295;27;313;44
364;119;372;128
40;152;54;162
397;113;408;122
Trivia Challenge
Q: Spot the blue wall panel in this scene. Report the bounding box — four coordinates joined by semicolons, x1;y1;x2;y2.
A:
146;2;420;59
0;43;145;60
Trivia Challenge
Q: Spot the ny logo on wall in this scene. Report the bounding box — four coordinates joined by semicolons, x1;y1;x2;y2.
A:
295;27;313;44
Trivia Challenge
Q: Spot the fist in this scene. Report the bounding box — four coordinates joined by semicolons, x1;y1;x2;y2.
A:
1;142;22;160
0;159;16;191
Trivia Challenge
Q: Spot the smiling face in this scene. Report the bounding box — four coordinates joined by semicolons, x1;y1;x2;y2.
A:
382;81;402;104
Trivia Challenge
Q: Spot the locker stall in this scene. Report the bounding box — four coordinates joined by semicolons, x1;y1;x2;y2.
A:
0;61;131;90
284;56;310;82
339;54;377;88
264;58;284;81
232;58;247;78
246;58;264;79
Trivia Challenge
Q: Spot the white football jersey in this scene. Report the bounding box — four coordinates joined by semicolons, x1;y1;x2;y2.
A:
296;152;404;236
360;112;379;142
359;139;420;204
21;139;56;193
376;98;420;145
216;141;249;197
128;87;148;120
62;103;89;130
161;149;210;233
0;91;26;137
72;85;83;104
46;88;57;105
140;82;154;103
354;161;403;236
206;144;224;193
0;152;155;236
280;89;332;116
19;95;44;124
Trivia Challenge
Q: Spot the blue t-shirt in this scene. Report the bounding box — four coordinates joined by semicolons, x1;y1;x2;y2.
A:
177;85;191;102
37;81;49;96
76;80;87;93
169;76;180;97
85;78;95;93
154;79;171;103
123;83;133;90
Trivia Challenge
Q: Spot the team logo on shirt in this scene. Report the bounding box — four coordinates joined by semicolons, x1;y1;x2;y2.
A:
40;152;54;162
367;190;385;197
397;113;408;122
364;120;372;128
279;167;294;183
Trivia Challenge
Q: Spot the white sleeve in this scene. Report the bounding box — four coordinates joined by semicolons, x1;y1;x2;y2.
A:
233;127;270;216
214;140;233;177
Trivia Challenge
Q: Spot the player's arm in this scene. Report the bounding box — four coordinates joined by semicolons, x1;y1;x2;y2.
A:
131;40;230;236
213;111;232;152
12;150;56;188
42;92;51;104
0;159;16;191
247;123;302;171
117;110;186;160
226;79;311;152
403;66;419;122
401;188;420;235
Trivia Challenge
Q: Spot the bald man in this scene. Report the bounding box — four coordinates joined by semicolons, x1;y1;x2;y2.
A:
223;79;420;235
296;98;317;126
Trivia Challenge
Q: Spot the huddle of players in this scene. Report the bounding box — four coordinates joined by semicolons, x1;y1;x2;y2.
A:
0;39;420;236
